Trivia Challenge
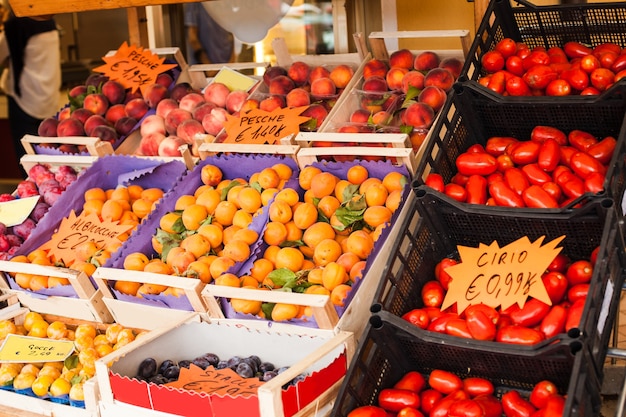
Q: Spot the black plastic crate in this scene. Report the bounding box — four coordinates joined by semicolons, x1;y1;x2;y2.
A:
461;0;626;98
371;194;624;383
412;82;626;211
330;313;602;417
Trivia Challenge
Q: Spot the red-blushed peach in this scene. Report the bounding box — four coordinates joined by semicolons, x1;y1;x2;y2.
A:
57;107;71;121
68;85;87;99
124;89;143;104
171;82;195;102
414;51;441;71
259;95;286;112
192;102;217;122
203;82;231;108
360;96;384;113
371;110;393;126
38;117;59;137
402;102;435;129
104;104;127;125
409;129;429;152
114;116;138;137
240;98;260;113
310;77;337;97
91;125;119;144
156;72;174;88
83;93;109;116
85;73;108;88
389;49;415;70
308;65;331;84
287;61;311;86
83;115;109;137
269;75;295;95
142;83;170;108
329;64;355;89
156;98;179;119
300;103;328;131
164;108;193;136
101;80;126;105
158;135;187;157
363;59;389;80
401;70;425;93
70;108;95;125
286;88;311;107
263;65;288;85
139;132;166;156
418;85;448;112
424;67;455;92
124;98;150;120
202;107;229;136
140;114;166;137
439;57;464;79
56;117;85;137
225;90;249;114
58;144;80;154
177;119;205;144
178;92;206;113
386;67;409;91
350;108;371;124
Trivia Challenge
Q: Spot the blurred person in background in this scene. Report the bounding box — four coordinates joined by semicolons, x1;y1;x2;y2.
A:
184;2;235;66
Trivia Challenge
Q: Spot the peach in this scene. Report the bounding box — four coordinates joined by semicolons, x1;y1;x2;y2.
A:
142;83;170;108
203;82;231;108
418;85;448;112
269;75;295;95
140;114;166;137
414;51;441;71
85;73;108;88
57;107;71;121
83;115;109;137
165;108;193;136
401;71;425;93
300;103;328;131
363;59;389;80
83;93;109;116
37;117;59;137
101;80;126;105
91;125;119;144
171;83;195;102
70;108;94;125
409;129;429;152
125;98;150;120
114;116;138;137
240;98;260;113
439;57;464;79
158;135;187;157
287;61;311;86
402;102;435;129
192;102;217;122
424;68;455;92
286;88;311;108
177;119;205;144
104;104;127;125
371;110;393;126
202;107;229;136
139;132;166;156
57;144;79;154
263;66;288;85
179;92;206;113
225;90;249;114
389;49;415;70
68;85;87;99
350;108;371;124
308;66;331;84
310;77;337;97
156;72;174;88
259;95;286;112
124;89;143;104
156;98;179;119
386;67;409;91
56;118;85;137
329;64;355;89
360;96;384;113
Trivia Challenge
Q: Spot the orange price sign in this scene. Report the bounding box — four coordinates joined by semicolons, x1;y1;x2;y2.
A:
93;42;177;95
222;106;311;144
167;364;263;397
440;235;565;314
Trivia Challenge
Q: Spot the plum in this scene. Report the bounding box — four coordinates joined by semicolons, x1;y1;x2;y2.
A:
30;202;50;222
137;358;158;379
12;218;36;241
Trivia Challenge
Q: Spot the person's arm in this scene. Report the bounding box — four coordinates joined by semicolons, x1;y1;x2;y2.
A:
187;25;210;64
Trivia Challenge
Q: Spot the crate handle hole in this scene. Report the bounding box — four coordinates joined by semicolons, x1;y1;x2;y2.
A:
370;314;383;329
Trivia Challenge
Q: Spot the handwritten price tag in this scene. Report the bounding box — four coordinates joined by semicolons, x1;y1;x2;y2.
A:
93;42;177;95
38;210;135;267
222;107;311;144
0;334;74;363
441;235;564;314
167;364;263;397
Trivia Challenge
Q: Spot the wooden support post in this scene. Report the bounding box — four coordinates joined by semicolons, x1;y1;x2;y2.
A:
127;7;149;47
474;0;489;31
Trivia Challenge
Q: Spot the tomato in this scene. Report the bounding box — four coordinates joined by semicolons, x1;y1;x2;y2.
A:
542;271;568;303
523;65;558;90
397;407;425;417
551;165;572;183
590;67;615;91
489;180;525;207
545;79;572;96
378;388;421;412
444;183;467;202
465;304;500;324
584;172;606;193
522;185;559;208
420;389;443;414
543;395;566;417
521;163;552;185
540;304;567;339
558;68;589;91
465;307;497;341
598;51;618;69
593;42;622;56
565;298;586;332
502;390;538;417
586;135;616;164
481;50;506;72
425;173;445;193
487;70;507;94
456;152;498;176
496;38;518;58
402;309;430;329
451;173;469;186
428;370;463;394
566;260;593;285
509;298;551;327
347;405;388;417
429;390;469;417
465;174;488;205
448;399;484;417
580;86;601;95
568;130;597;151
504;167;529;196
537;138;561;172
563;41;593;59
516;43;531;59
611;54;626;73
530;125;567;145
506;55;525;76
547;253;570;273
462;377;494;397
445;318;473;339
435;257;458;290
506;75;532;96
522;50;551;70
478;75;492;88
487;172;505;185
555;170;585;199
567;283;589;303
422;280;445;308
497;154;515;172
467;144;486;154
590;246;600;266
394;371;426;394
496;325;545;345
529;380;559;409
508;141;541;165
570;151;606;179
541;181;563;202
486;136;518;156
474;394;503;417
578;54;601;74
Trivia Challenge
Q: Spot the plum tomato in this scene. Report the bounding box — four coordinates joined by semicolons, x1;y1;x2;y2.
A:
402;309;430;329
540;304;568;339
394;371;426;393
465;174;488;205
502;390;538;417
508;298;551;328
542;271;568;303
428;369;463;394
347;405;388;417
424;173;445;193
522;185;559;208
495;38;518;58
545;79;572;96
462;377;495;397
448;399;484;417
530;125;567;145
481;50;506;72
566;260;594;285
421;280;445;308
378;388;421;412
563;41;593;59
496;325;545;345
435;257;457;290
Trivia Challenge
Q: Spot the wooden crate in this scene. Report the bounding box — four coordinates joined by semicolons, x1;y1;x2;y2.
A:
21;135;115;157
20;154;99;177
0;261;113;323
196;139;300;161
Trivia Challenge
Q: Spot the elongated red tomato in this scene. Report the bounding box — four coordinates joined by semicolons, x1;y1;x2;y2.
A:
496;325;545;345
465;304;500;324
508;141;541;165
585;172;606;193
422;281;445;308
509;298;551;327
486;136;518;156
521;163;552;185
448;399;484;417
347;405;387;417
565;298;586;332
567;283;589;303
530;126;567;145
429;370;463;394
462;377;494;397
420;389;443;414
435;257;458;290
506;75;532;96
424;173;445;193
586;136;616;164
566;260;593;285
378;388;421;412
504;167;529;196
456;152;498;176
568;130;598;151
428;313;459;333
465;308;497;341
542;271;568;303
444;183;467;202
474;395;503;417
465;174;488;205
569;151;606;179
394;371;426;393
537;138;561;172
563;41;593;59
446;318;473;339
502;390;537;417
540;304;567;339
397;407;425;417
489;180;525;207
542;181;563;202
402;309;430;329
529;380;560;409
555;171;585;199
429;390;468;417
522;185;559;208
